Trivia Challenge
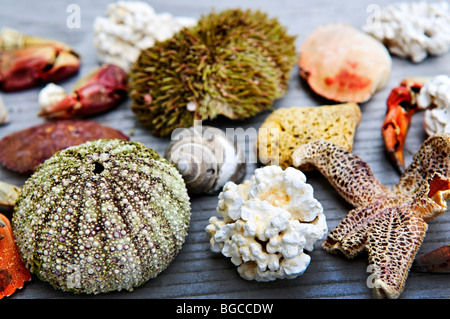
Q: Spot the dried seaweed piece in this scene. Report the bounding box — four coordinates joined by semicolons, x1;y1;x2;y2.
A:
299;23;391;103
0;120;129;174
292;134;450;298
129;8;297;136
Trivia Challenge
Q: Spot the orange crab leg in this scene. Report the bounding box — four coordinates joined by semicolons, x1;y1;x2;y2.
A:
381;79;425;172
0;213;31;298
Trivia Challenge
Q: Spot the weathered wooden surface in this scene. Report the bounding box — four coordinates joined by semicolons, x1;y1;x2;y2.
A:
0;0;449;299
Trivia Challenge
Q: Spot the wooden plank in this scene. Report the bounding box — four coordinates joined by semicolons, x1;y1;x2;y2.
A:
0;0;449;299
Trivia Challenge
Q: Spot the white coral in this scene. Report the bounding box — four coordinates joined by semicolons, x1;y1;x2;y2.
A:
417;75;450;135
363;1;450;63
205;165;327;282
93;1;196;71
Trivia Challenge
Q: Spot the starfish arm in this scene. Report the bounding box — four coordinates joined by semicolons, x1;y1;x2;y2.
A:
323;200;392;258
368;208;428;299
397;133;450;194
292;140;388;207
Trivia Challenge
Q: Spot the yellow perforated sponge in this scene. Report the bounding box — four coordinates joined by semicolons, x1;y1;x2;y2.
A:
257;103;361;169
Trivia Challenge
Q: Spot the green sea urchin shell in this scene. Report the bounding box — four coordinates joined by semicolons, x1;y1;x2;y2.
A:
129;8;297;137
12;139;191;294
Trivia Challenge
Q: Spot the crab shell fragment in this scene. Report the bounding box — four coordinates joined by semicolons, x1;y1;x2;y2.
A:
299;23;392;103
0;213;32;299
0;28;80;92
38;64;128;120
0;120;129;174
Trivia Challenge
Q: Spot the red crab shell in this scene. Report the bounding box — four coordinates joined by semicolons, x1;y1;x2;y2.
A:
0;213;32;299
298;23;392;103
0;120;129;174
38;64;128;119
0;28;80;92
414;244;450;273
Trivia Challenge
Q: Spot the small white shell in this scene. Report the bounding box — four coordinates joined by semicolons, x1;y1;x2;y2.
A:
165;125;246;195
0;95;10;125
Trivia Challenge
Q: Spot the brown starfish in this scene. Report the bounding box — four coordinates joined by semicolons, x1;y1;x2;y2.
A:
292;133;450;299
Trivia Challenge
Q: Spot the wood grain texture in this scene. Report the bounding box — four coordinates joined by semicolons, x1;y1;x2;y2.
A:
0;0;449;299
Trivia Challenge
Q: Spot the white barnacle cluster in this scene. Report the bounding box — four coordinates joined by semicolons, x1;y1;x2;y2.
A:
38;83;66;112
417;75;450;135
12;139;191;294
93;1;196;71
206;165;327;282
363;1;450;63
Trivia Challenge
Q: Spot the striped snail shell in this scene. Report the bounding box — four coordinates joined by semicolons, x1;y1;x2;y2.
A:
165;125;246;195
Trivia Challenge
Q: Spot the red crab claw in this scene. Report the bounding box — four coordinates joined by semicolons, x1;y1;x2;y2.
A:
0;213;32;299
0;28;80;92
381;78;427;172
413;244;450;273
39;64;128;119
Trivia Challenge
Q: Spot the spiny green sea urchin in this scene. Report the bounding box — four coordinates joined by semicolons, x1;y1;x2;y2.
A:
12;139;191;294
129;8;297;137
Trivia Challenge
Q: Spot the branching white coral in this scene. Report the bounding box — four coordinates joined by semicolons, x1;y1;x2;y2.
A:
417;75;450;135
206;165;327;282
93;1;196;71
363;1;450;63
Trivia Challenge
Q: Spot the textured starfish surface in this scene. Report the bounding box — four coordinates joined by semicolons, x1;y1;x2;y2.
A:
292;133;450;299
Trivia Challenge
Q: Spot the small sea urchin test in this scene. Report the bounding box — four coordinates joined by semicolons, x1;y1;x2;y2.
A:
129;8;297;137
12;139;191;294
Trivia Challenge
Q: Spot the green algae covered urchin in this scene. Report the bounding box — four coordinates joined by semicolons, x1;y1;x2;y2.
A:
129;8;297;137
12;139;191;294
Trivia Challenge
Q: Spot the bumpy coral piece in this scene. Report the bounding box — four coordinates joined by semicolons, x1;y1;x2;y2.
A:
13;139;191;294
363;1;450;63
257;103;361;170
292;134;450;298
206;165;327;282
0;213;32;299
417;75;450;135
129;8;297;136
0;120;129;174
93;1;196;71
299;23;391;103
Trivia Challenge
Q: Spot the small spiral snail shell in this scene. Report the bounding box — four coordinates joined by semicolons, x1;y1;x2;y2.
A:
165;125;246;195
